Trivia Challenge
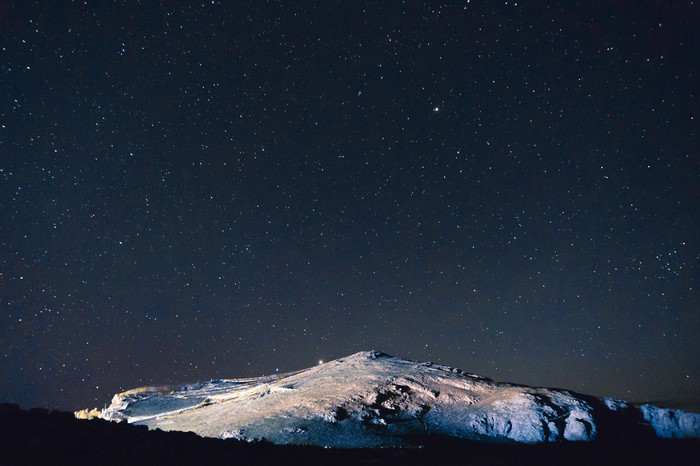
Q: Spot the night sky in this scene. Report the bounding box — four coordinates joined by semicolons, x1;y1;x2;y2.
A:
1;1;698;413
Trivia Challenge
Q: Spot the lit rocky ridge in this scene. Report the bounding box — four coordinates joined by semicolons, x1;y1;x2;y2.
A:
80;351;700;447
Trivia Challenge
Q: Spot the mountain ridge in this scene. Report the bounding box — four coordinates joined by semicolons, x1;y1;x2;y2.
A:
86;350;700;447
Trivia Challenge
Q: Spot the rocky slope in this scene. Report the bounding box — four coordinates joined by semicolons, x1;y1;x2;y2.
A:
92;351;700;447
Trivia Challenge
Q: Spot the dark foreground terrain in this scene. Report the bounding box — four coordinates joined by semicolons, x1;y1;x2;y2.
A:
1;403;698;466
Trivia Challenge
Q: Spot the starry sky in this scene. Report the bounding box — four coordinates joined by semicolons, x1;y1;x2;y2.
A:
1;1;698;413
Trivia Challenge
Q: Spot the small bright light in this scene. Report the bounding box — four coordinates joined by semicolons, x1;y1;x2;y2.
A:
318;360;324;365
433;106;439;112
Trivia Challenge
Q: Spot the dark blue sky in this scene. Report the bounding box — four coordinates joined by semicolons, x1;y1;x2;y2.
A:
1;1;698;412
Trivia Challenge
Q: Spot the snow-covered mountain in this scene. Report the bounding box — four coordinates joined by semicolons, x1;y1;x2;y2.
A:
92;351;700;447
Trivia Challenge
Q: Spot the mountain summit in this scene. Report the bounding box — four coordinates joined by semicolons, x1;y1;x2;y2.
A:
91;351;700;447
